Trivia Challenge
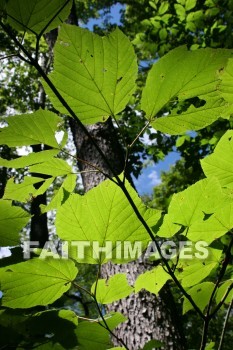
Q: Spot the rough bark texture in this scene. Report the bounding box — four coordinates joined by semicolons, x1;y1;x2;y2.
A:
70;118;185;350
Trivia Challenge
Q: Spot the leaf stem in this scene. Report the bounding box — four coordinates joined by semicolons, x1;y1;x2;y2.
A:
199;235;233;350
0;19;204;321
218;298;233;350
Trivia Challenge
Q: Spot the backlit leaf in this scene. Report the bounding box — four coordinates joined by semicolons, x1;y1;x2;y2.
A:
215;280;233;305
176;248;222;287
91;274;133;304
183;282;214;314
3;176;50;203
157;177;230;237
56;178;161;264
29;158;73;177
1;257;78;308
0;200;30;246
141;46;233;134
201;130;233;188
0;109;61;148
45;24;137;124
0;149;59;168
6;0;72;34
135;265;170;294
187;202;233;243
40;174;76;213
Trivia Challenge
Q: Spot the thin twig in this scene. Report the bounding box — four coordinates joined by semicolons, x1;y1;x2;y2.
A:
0;19;205;320
94;263;101;297
92;294;130;350
128;120;150;148
60;148;118;185
218;298;233;350
36;0;71;60
199;236;233;350
210;283;233;318
72;281;129;349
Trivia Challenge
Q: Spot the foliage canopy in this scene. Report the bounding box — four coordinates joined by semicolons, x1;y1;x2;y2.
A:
0;1;232;349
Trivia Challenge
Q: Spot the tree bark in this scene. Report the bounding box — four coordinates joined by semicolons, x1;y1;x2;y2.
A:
68;3;186;348
70;117;185;350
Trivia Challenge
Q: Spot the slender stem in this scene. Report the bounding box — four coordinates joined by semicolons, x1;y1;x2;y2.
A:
210;283;233;318
0;19;204;320
218;299;233;350
199;236;233;350
36;0;71;59
94;263;101;297
200;318;210;350
60;148;118;185
92;294;129;350
128;120;150;148
208;236;233;317
72;281;129;349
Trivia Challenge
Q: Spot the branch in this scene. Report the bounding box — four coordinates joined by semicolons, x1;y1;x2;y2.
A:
36;0;71;59
218;298;233;350
72;281;129;349
0;19;205;320
210;282;233;318
199;235;233;350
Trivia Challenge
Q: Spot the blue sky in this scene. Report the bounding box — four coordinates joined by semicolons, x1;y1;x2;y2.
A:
84;3;123;29
134;151;180;195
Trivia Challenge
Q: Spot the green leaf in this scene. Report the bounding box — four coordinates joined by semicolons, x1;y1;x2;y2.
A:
143;339;163;349
29;158;73;177
187;202;233;243
99;312;127;331
75;321;111;350
159;28;167;40
215;280;233;305
174;4;186;20
149;1;157;10
56;178;161;264
1;257;78;308
6;0;72;34
185;0;197;11
158;2;169;15
45;24;137;124
41;174;76;213
0;109;61;148
75;312;126;350
0;149;59;168
156;214;181;238
152;95;226;135
141;46;233;134
176;248;222;287
205;342;215;350
201;130;233;188
183;282;214;314
157;177;229;237
3;176;50;203
0;200;30;246
91;273;133;304
135;265;170;294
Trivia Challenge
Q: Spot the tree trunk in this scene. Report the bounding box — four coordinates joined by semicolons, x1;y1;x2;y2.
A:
70;117;185;350
67;3;186;349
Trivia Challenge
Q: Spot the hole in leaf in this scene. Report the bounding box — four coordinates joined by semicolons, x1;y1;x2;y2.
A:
176;97;206;115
